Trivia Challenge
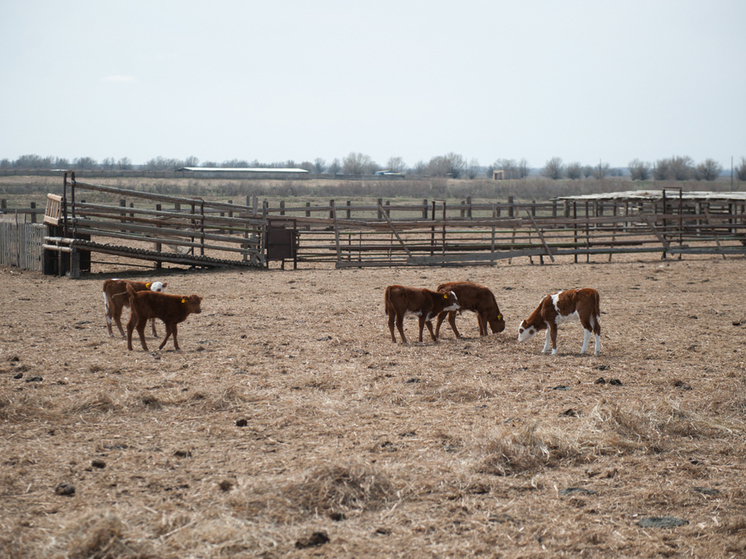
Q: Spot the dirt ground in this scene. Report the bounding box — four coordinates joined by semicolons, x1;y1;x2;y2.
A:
1;252;745;558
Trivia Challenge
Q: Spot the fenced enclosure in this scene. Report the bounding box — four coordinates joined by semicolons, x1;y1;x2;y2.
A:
3;175;746;276
263;191;746;267
39;174;267;275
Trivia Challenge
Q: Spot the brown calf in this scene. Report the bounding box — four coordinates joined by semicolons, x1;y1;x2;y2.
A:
434;281;505;339
126;284;202;351
384;285;460;343
103;279;167;338
517;288;601;355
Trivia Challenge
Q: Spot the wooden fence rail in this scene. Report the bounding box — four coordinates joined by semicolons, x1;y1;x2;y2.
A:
4;181;746;274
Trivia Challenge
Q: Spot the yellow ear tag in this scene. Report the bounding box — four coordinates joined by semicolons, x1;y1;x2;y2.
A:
181;298;186;303
146;283;151;288
498;315;502;320
444;294;448;299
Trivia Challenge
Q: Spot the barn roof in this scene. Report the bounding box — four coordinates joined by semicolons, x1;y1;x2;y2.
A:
176;167;309;174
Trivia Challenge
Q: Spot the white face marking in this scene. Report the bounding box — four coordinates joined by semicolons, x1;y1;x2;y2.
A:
150;281;165;292
517;322;536;342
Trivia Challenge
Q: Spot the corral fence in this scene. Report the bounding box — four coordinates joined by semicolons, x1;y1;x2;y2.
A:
264;190;746;267
2;178;746;276
38;173;267;276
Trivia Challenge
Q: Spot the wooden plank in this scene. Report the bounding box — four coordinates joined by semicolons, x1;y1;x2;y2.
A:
525;209;555;262
378;204;412;257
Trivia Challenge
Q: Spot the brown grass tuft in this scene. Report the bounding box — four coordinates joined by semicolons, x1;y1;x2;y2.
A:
476;421;577;475
234;462;397;522
65;512;152;559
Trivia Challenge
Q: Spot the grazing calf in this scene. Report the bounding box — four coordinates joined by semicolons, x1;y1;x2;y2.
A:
434;281;505;339
517;288;601;355
103;279;167;338
384;285;460;343
126;283;202;351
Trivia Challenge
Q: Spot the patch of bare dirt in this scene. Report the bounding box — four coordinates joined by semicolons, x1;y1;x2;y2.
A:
1;253;746;558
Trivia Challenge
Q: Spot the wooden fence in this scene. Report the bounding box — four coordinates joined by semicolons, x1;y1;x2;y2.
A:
261;192;746;267
3;181;746;275
0;222;45;271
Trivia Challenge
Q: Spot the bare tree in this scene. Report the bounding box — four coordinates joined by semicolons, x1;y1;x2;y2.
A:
117;157;132;170
411;160;427;175
695;158;722;181
593;161;610;179
628;159;651;181
566;162;582;180
102;158;116;170
655;156;694;180
327;158;342;175
542;157;564;180
518;159;530;178
74;157;99;170
467;158;480;179
426;153;465;177
313;158;327;174
387;156;406;173
342;152;376;174
183;156;199;167
736;157;746;182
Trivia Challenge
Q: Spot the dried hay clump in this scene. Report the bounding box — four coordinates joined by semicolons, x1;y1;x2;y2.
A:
63;511;152;559
234;462;397;522
66;392;119;415
476;421;578;476
187;384;253;411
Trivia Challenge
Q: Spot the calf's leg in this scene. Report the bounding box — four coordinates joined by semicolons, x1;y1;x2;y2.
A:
136;318;149;351
388;313;398;342
395;315;408;344
447;311;461;339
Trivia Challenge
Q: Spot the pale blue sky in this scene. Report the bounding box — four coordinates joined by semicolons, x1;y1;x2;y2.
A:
2;0;744;169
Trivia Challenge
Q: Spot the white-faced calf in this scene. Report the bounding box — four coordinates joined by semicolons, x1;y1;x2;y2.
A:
384;285;460;343
103;279;167;338
126;284;202;351
517;288;601;355
434;281;505;339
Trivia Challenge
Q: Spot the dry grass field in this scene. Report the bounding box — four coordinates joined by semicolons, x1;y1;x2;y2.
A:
2;253;746;558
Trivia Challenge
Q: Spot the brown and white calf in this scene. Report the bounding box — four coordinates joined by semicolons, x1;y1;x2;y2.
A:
126;283;202;351
384;285;460;343
517;288;601;355
103;279;167;338
434;281;505;339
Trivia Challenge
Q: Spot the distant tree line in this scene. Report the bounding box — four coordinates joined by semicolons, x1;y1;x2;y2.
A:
540;156;735;182
2;153;743;181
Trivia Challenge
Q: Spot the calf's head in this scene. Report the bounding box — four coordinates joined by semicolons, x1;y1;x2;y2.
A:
487;312;506;334
148;281;167;293
517;320;537;342
181;294;202;314
443;291;460;312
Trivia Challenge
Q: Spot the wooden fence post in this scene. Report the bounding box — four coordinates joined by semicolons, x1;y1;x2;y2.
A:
377;198;383;220
422;199;428;219
508;196;514;218
155;203;162;269
329;200;334;219
30;202;36;224
346;200;351;219
467;196;472;219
